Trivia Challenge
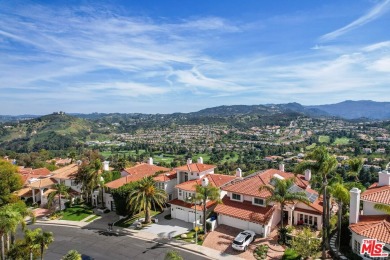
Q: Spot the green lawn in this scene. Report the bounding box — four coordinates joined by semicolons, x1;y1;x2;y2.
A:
114;210;160;228
306;143;317;150
333;137;349;145
174;229;204;245
318;135;330;143
61;205;93;221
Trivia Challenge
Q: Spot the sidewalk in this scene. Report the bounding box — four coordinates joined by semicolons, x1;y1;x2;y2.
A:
35;219;244;260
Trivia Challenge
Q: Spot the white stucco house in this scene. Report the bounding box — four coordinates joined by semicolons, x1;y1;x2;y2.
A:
169;158;237;226
349;167;390;259
214;167;323;238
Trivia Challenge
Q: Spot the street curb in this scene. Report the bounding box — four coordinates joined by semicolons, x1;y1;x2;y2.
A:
34;222;220;260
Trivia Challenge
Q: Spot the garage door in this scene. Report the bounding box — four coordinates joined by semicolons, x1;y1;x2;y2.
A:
175;207;188;222
188;210;202;223
220;215;248;230
220;215;264;235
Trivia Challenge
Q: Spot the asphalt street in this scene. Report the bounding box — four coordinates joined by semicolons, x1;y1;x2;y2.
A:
25;224;209;260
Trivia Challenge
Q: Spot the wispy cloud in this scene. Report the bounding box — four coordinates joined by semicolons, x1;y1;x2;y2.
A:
320;0;390;41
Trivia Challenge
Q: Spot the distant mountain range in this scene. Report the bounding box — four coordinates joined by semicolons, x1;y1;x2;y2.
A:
0;100;389;123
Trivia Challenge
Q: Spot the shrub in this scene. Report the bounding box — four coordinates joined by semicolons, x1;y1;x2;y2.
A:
206;221;212;231
103;209;110;213
164;214;172;220
282;248;300;260
198;234;205;241
254;244;268;259
62;250;82;260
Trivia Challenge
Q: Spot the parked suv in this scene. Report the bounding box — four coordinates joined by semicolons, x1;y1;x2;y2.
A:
232;230;256;251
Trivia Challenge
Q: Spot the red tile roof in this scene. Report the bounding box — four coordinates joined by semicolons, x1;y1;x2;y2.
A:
122;163;169;176
361;183;390;205
222;169;309;198
28;178;57;189
350;215;390;244
106;164;169;189
214;196;275;224
153;171;177;182
175;174;236;192
32;168;51;176
52;164;79;180
175;163;216;173
169;198;217;211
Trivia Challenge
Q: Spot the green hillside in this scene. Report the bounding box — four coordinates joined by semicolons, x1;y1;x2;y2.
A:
0;113;100;152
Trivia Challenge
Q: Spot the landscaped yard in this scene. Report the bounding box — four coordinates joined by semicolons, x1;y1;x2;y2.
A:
318;135;330;143
333;137;349;145
174;228;204;245
114;210;160;228
306;143;317;150
61;205;93;221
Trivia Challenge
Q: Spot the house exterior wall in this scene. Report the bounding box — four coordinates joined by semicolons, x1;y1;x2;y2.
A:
165;179;177;200
171;205;203;224
363;201;383;215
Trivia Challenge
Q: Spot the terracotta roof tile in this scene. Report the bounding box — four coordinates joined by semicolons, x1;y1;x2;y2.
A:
28;178;57;188
14;187;33;197
153;171;177;182
32;168;51;176
175;174;236;192
350;215;390;244
222;169;309;197
52;164;79;180
175;163;216;173
214;196;275;225
106;164;169;189
361;183;390;205
169;198;217;211
122;163;169;176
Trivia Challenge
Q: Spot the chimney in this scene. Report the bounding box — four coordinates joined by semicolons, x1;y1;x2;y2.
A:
304;169;311;181
349;188;361;224
236;168;242;178
103;161;110;171
378;170;390;187
187;158;192;165
197;157;203;164
147;157;153;165
279;163;285;172
202;177;209;187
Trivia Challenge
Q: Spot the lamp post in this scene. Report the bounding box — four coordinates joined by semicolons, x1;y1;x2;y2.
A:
99;176;105;209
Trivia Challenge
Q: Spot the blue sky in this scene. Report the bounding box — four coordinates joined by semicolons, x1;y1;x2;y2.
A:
1;0;390;115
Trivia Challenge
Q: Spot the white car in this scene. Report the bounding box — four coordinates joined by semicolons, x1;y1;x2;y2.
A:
232;230;256;251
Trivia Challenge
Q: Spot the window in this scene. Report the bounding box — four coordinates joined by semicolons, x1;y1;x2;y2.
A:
179;190;182;196
354;240;360;254
232;193;241;201
254;198;265;206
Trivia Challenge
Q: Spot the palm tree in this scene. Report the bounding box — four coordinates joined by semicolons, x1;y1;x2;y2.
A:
374;204;390;214
62;250;82;260
329;182;349;250
259;177;309;243
347;158;363;182
7;201;35;248
127;176;167;224
0;205;23;260
35;229;54;260
195;183;221;234
75;161;100;204
295;146;338;259
165;250;183;260
25;228;41;260
47;183;71;211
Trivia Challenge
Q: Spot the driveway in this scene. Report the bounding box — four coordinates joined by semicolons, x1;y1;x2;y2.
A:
141;209;193;238
203;225;285;260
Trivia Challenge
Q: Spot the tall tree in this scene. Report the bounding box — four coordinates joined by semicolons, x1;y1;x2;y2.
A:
47;183;70;211
35;229;54;260
295;146;338;259
329;182;349;250
0;205;23;260
347;158;363;182
0;160;23;206
24;228;41;260
127;176;167;224
259;177;309;244
195;184;221;234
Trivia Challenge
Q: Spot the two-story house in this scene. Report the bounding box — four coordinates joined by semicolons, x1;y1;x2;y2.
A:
169;158;236;225
102;158;172;211
214;167;323;237
349;168;390;259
